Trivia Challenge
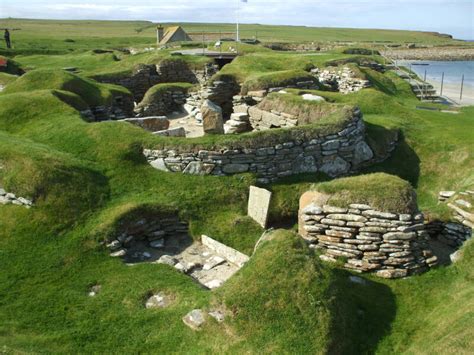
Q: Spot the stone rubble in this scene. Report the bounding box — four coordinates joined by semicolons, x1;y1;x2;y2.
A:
182;309;206;330
311;66;371;94
0;188;33;208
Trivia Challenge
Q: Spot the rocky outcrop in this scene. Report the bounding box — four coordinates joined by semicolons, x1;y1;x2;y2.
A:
298;191;438;278
144;108;379;183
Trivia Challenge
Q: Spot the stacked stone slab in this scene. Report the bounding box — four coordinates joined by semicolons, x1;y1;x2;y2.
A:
144;107;379;183
106;215;188;258
134;89;188;117
248;106;299;130
298;193;438;278
0;188;33;208
224;112;251;134
425;221;472;248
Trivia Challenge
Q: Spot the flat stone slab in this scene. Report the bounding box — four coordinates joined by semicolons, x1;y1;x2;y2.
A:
183;309;206;330
145;293;170;309
248;186;272;228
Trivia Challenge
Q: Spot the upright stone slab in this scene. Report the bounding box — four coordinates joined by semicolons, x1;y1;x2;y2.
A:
201;99;224;135
248;186;272;228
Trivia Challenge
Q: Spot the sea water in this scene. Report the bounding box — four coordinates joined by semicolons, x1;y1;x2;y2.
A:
397;60;474;88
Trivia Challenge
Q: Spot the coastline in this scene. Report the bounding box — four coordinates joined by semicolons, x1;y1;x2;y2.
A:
382;47;474;61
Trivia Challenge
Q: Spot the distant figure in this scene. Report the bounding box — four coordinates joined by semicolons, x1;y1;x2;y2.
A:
4;29;11;49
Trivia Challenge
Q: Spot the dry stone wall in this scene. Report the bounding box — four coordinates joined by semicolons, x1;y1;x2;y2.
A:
144;108;377;183
134;89;188;117
298;198;438;278
94;60;210;102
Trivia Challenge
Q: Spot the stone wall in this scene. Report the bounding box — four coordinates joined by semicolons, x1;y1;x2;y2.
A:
134;89;188;117
298;197;438;278
80;94;135;122
106;214;188;259
425;221;472;248
144;108;377;183
94;60;205;102
203;77;241;119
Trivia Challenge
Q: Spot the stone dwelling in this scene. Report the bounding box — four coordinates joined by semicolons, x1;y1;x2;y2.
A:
157;26;192;45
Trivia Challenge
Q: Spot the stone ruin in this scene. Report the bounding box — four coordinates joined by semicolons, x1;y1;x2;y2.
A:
311;66;371;94
298;190;439;279
105;211;249;289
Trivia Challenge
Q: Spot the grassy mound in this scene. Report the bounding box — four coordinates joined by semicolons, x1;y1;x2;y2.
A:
1;69;131;107
0;72;18;86
241;69;317;94
0;131;109;224
219;230;396;353
259;92;350;125
313;173;418;214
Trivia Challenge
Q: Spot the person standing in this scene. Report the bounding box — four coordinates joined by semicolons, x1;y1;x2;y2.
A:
4;29;11;49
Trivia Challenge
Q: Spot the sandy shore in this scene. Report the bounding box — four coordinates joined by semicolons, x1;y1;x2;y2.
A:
429;81;474;106
382;47;474;61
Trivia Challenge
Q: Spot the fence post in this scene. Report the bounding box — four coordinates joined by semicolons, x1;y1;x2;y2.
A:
440;72;444;96
460;74;464;101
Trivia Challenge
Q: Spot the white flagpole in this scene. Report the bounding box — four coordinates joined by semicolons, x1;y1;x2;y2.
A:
236;0;240;42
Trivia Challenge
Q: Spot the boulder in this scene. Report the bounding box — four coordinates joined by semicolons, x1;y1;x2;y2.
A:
201;100;224;134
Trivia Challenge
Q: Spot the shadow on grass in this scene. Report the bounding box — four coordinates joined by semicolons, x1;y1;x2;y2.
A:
326;268;397;354
364;129;421;188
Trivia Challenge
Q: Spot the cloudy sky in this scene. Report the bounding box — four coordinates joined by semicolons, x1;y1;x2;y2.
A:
1;0;473;39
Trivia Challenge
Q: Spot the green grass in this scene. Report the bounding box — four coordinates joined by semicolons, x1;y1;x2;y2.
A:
0;27;473;353
0;72;18;85
241;69;316;94
1;69;131;107
313;173;418;214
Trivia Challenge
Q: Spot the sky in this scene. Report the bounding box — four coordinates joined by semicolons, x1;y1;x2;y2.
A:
0;0;473;39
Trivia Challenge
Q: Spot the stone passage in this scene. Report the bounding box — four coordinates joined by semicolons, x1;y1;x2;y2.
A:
106;212;249;289
298;191;438;278
144;108;376;183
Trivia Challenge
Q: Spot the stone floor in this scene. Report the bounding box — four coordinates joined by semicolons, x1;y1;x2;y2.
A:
167;112;204;138
123;233;241;289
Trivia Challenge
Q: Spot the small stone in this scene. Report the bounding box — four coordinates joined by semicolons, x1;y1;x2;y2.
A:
145;293;169;309
183;309;206;330
375;269;407;279
203;256;226;271
106;240;122;251
439;191;456;199
88;284;102;297
208;310;225;322
156;255;177;266
150;238;165;249
110;249;127;257
205;279;224;289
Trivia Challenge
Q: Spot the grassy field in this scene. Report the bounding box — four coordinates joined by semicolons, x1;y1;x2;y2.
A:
0;18;467;55
0;22;473;353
